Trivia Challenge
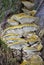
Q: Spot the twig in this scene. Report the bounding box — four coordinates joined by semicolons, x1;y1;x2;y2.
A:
35;0;44;15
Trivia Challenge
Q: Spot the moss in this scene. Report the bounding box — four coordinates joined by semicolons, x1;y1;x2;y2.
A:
0;0;22;23
0;38;20;65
